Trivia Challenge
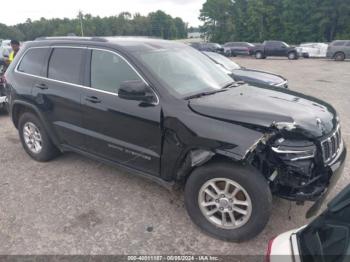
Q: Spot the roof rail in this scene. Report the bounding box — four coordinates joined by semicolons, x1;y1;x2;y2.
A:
34;36;107;42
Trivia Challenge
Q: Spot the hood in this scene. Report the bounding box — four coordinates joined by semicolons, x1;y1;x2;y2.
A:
188;84;337;138
233;68;285;86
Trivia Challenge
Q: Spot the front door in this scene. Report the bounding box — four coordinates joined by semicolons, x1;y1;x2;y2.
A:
81;48;162;175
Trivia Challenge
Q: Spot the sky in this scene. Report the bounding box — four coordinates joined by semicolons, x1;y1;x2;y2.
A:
1;0;205;27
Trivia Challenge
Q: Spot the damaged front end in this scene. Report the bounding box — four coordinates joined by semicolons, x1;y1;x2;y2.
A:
248;122;346;203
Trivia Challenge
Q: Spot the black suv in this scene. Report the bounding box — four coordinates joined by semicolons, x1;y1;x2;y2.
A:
5;37;346;242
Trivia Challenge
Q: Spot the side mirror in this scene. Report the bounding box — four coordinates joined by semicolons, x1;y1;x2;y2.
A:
118;80;156;104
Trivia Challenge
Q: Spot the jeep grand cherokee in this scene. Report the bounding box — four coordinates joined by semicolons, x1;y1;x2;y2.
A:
4;37;347;242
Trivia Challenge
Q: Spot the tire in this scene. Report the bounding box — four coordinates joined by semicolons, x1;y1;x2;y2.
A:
18;112;60;162
255;51;263;59
334;52;345;61
288;52;297;60
185;161;272;242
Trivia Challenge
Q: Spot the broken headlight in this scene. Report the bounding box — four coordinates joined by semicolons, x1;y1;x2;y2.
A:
271;138;316;161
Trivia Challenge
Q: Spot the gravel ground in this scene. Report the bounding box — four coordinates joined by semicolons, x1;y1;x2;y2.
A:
0;57;349;255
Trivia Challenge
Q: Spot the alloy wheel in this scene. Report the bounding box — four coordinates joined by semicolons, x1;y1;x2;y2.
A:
198;178;252;229
23;122;43;154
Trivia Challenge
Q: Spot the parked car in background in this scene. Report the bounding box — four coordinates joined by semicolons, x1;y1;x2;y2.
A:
222;42;255;57
296;43;328;58
5;37;346;242
326;40;350;61
267;184;350;262
203;51;288;88
252;41;299;60
0;39;12;61
189;42;224;54
0;64;8;113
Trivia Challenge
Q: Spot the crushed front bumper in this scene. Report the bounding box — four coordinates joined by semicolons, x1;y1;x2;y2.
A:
306;144;347;218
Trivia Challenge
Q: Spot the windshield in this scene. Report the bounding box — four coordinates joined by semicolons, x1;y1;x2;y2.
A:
137;47;233;98
282;42;290;47
204;51;241;70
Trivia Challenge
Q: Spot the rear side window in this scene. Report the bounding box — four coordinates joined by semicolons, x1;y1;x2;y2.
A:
332;41;345;46
17;48;49;76
90;49;141;93
48;48;84;85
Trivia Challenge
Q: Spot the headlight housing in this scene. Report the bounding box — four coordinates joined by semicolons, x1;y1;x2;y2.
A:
271;138;316;161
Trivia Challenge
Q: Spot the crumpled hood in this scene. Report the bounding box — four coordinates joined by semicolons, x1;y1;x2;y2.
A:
233;69;285;85
189;84;337;138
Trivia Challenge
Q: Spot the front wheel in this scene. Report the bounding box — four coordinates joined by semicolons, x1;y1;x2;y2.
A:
185;161;272;242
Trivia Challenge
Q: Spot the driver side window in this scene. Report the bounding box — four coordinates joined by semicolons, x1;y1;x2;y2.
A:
90;49;141;93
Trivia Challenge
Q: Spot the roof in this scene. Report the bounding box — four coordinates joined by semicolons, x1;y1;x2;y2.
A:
33;36;186;52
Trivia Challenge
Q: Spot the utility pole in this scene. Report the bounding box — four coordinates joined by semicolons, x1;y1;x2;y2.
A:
79;10;84;37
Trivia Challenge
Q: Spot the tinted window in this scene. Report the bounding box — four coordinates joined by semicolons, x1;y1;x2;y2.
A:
333;41;346;46
298;203;350;262
346;41;350;46
48;48;84;84
91;49;141;93
18;48;49;76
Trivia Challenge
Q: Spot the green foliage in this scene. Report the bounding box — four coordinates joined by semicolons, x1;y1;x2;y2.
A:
0;11;187;41
200;0;350;43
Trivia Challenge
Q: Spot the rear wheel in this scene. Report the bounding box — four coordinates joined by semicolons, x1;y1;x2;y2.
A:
185;161;272;242
255;51;263;59
334;52;345;61
288;52;297;60
18;112;60;162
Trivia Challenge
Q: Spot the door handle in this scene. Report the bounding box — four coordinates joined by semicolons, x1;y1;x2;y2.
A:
35;83;48;90
85;96;102;103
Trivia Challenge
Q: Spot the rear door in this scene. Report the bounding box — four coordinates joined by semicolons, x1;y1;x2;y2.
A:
13;47;50;101
81;48;162;175
345;41;350;57
32;46;86;149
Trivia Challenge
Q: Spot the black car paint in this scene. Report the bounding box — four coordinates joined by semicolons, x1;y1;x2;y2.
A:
253;41;298;58
5;38;346;205
203;52;288;88
232;68;287;88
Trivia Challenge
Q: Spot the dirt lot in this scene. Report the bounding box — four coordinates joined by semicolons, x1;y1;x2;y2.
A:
0;57;349;255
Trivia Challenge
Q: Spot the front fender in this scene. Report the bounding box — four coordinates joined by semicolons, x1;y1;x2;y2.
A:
160;113;265;181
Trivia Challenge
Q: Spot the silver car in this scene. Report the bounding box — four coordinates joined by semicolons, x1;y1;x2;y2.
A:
326;40;350;61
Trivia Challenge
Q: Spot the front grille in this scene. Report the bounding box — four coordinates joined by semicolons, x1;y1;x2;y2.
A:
321;125;342;164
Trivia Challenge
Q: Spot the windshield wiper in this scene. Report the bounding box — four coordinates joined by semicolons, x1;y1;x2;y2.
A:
184;89;227;100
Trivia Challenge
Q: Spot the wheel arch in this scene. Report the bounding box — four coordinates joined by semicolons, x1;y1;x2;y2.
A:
11;100;62;150
334;51;345;59
176;148;247;184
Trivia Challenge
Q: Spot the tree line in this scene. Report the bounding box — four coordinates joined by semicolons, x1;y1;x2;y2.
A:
199;0;350;44
0;10;187;41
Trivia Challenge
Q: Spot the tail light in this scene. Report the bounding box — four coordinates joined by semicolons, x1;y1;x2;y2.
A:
265;237;276;262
